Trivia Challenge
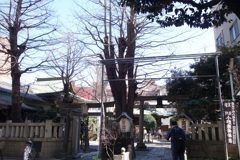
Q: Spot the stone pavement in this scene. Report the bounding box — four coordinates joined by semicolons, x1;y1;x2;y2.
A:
134;141;172;160
78;140;172;160
2;140;172;160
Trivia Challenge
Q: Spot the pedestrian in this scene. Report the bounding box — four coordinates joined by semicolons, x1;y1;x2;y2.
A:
166;120;186;160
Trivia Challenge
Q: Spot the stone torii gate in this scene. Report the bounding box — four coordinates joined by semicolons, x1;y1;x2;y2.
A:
134;95;189;150
98;53;230;158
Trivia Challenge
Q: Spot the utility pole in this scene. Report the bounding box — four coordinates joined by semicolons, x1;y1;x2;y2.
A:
97;62;105;158
215;55;229;159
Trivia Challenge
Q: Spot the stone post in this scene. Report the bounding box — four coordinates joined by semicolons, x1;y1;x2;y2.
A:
45;120;52;138
71;116;79;155
6;120;12;137
136;100;147;150
23;120;31;138
127;144;132;160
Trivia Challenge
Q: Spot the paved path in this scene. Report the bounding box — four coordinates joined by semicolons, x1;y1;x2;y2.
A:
135;141;172;160
79;140;172;160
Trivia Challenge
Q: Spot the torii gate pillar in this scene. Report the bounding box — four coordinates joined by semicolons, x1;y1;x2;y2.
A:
136;100;148;150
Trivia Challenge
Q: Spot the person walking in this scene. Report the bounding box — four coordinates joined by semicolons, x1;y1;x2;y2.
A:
166;120;186;160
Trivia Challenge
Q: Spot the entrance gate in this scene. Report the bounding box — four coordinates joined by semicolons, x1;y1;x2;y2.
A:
98;53;229;159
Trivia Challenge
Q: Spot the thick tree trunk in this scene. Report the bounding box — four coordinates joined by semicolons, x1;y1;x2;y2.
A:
101;5;136;159
126;9;136;118
104;9;136;118
11;61;22;122
9;19;23;122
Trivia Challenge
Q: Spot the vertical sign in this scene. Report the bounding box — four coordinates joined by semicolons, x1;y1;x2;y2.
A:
223;101;237;144
119;118;131;133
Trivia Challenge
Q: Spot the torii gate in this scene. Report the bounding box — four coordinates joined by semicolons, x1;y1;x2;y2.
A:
98;53;230;159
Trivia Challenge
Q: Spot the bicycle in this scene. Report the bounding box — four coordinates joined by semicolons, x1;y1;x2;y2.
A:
23;140;36;160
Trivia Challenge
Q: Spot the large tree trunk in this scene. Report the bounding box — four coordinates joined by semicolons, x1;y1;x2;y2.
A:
104;9;136;119
100;5;137;159
126;9;136;118
11;69;22;122
9;20;23;122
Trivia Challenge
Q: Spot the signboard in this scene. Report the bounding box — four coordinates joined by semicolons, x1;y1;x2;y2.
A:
223;101;237;144
119;118;131;133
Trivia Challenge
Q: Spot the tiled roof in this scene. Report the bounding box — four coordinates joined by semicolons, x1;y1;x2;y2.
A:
29;77;93;103
75;87;93;100
0;91;39;111
29;78;64;94
0;81;43;101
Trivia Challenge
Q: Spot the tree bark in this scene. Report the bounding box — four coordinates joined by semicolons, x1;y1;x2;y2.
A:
11;64;22;122
104;9;136;118
9;13;23;122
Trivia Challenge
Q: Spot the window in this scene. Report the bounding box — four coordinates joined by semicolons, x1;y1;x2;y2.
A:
216;33;223;49
230;20;240;42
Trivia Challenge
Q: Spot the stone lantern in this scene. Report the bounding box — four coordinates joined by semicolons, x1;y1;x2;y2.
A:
176;112;193;134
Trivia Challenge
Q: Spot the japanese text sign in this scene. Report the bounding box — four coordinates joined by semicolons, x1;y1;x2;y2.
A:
223;101;237;144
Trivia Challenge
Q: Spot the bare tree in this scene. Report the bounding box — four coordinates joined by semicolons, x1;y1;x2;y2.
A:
47;32;88;102
46;32;89;151
74;0;203;118
72;1;206;158
0;0;57;122
75;64;110;103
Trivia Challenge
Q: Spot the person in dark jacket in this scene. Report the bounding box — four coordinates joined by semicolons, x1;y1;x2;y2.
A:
166;120;186;160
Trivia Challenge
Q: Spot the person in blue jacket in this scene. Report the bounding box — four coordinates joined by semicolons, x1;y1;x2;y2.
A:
166;120;186;160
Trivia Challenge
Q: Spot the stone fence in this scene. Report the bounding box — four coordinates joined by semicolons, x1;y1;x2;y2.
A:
186;121;237;159
0;120;67;158
0;120;65;138
190;121;223;141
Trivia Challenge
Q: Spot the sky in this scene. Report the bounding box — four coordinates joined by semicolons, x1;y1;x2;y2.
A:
53;0;216;53
21;0;216;84
51;0;215;51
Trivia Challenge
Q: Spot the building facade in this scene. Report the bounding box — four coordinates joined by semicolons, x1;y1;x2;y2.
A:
214;12;240;50
0;34;11;83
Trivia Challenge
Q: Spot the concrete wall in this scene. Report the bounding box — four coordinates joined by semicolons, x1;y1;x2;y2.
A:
0;34;11;82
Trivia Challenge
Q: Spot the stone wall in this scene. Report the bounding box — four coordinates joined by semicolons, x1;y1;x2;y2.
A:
0;138;65;158
186;140;225;159
187;121;238;159
0;120;69;158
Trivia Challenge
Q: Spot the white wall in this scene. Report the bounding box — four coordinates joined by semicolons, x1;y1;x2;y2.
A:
214;13;240;49
0;34;11;83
